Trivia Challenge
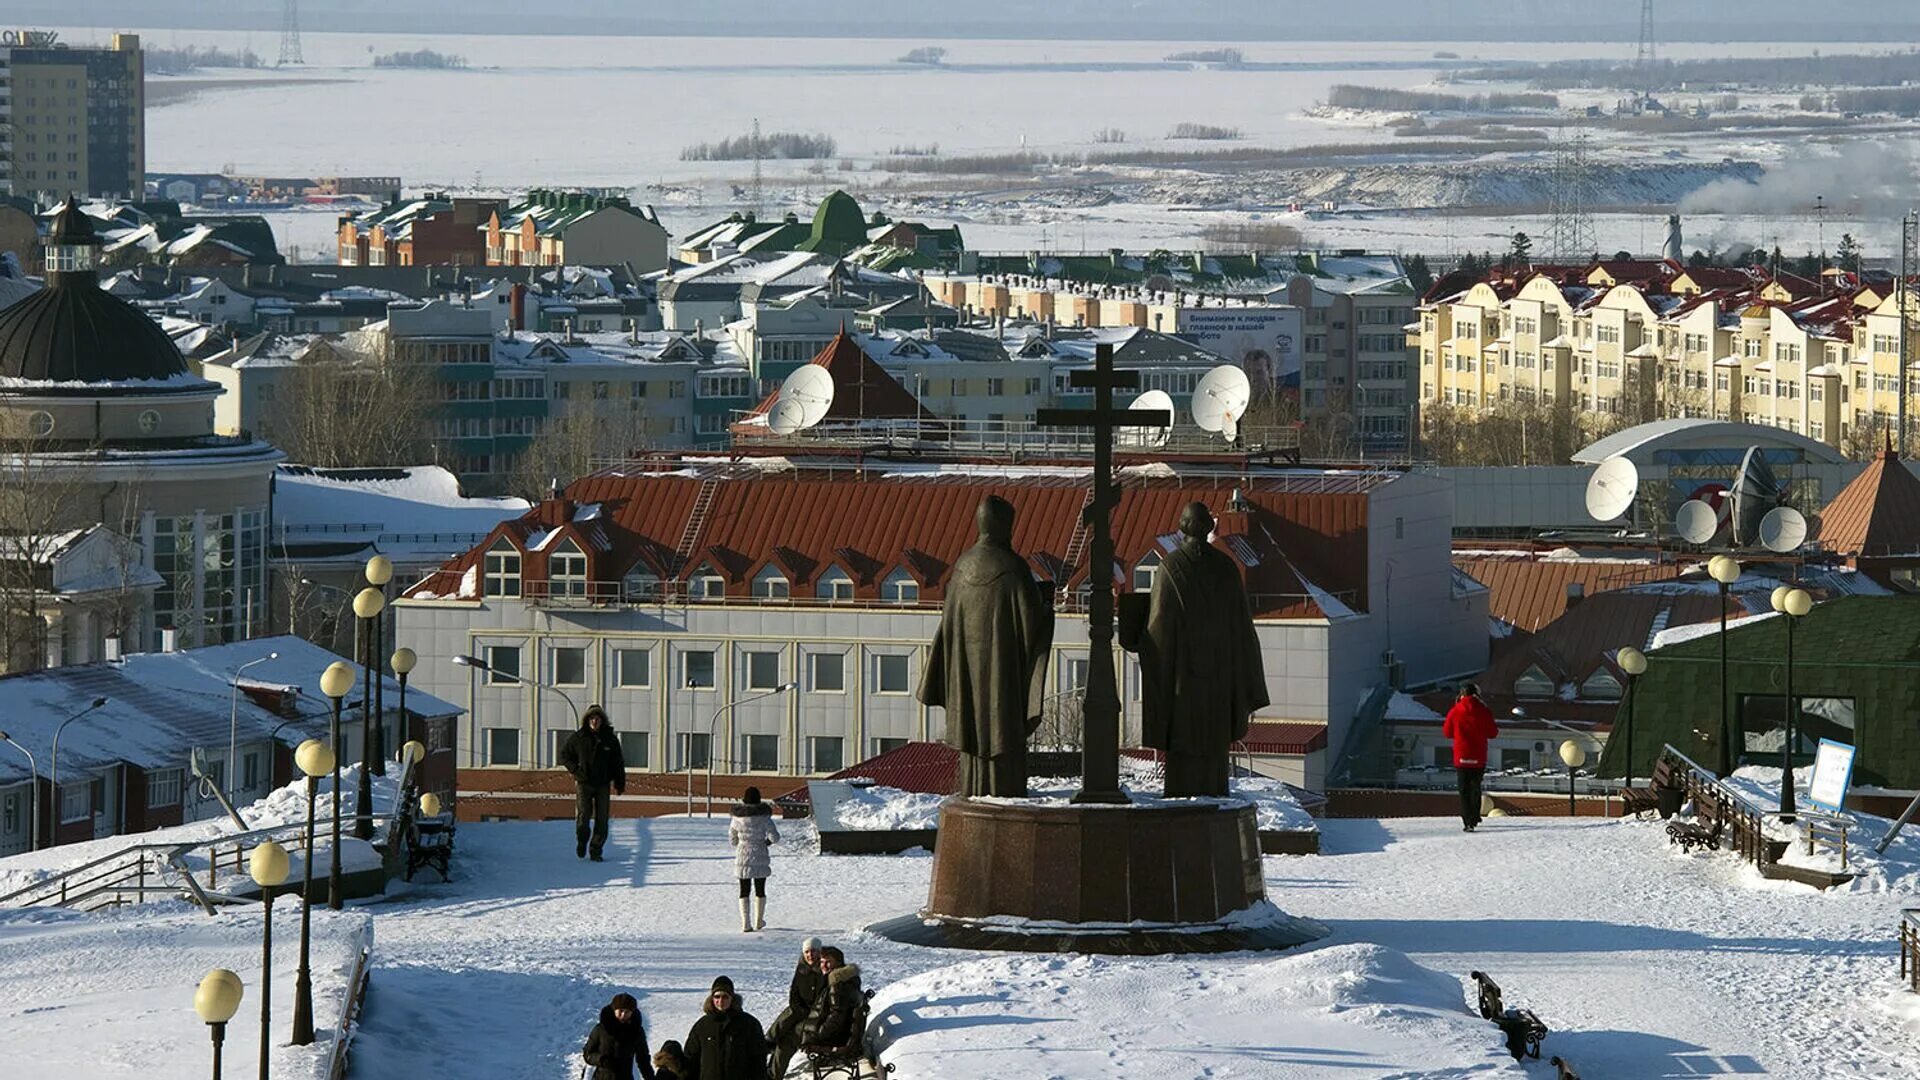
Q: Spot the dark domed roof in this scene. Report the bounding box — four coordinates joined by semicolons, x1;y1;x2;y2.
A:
46;200;98;246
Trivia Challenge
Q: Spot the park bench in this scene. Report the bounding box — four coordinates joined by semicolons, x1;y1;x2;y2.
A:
1620;757;1680;818
1665;785;1726;854
1470;970;1547;1061
800;987;895;1078
406;815;456;882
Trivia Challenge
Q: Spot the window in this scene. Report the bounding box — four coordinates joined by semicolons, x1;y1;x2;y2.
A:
1580;670;1622;701
744;734;780;772
876;654;911;694
682;732;712;770
809;652;846;692
1500;748;1532;771
880;568;918;604
689;565;727;600
1740;695;1854;760
683;650;717;690
146;768;183;808
486;728;521;766
484;541;522;598
623;567;662;602
816;567;854;602
1133;551;1161;593
619;732;649;769
871;737;909;758
743;650;781;691
550;541;588;597
59;783;88;823
486;645;522;684
752;566;790;600
1513;665;1554;700
550;646;587;687
616;648;652;688
243;752;261;790
2;794;15;835
1062;657;1090;693
1431;746;1453;768
810;737;844;774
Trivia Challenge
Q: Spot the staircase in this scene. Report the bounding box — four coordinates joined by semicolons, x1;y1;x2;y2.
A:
673;477;721;574
1058;488;1097;597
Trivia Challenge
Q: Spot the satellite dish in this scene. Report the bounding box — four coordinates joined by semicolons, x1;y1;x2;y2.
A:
774;364;836;430
766;397;807;436
1730;446;1781;547
1191;365;1251;435
1584;456;1639;522
1121;389;1174;448
1758;506;1809;553
1674;499;1717;545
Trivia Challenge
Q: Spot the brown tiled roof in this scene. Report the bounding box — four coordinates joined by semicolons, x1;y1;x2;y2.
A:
1454;556;1688;632
1819;447;1920;558
1239;722;1329;755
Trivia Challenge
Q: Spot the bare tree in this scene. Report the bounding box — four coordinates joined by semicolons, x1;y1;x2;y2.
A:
0;412;100;672
505;405;657;502
266;342;436;468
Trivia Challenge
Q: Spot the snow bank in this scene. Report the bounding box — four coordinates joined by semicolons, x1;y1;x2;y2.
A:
1720;765;1920;893
823;775;1315;834
830;783;948;831
868;943;1521;1078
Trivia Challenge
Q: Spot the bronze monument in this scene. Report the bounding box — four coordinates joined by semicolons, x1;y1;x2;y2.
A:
1126;501;1269;797
918;495;1055;796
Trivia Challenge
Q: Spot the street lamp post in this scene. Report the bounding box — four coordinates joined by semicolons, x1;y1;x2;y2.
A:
450;655;579;771
704;683;798;817
1707;555;1742;777
0;731;40;851
365;556;393;778
194;968;244;1080
1616;646;1648;791
352;588;385;841
390;647;417;762
289;738;333;1046
247;841;289;1080
318;661;354;910
228;653;279;803
45;696;108;847
1771;586;1813;821
1559;740;1587;817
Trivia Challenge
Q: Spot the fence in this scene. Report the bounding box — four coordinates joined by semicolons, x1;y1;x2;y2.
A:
1901;909;1920;994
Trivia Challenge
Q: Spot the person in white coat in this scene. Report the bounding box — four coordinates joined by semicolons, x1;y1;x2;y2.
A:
728;786;780;932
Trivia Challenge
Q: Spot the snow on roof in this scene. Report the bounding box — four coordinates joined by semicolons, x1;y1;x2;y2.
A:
272;465;529;568
1650;609;1779;650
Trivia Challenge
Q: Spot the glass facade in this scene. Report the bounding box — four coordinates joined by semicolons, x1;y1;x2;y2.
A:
145;505;270;651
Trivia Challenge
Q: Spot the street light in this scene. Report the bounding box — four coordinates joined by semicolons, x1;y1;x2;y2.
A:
1771;585;1813;821
194;968;244;1080
46;697;109;846
351;588;385;841
229;653;280;804
390;647;417;758
1707;554;1742;777
247;841;289;1080
318;661;354;911
451;652;580;724
702;682;798;817
365;557;393;780
0;731;40;852
1616;646;1648;791
289;738;333;1046
420;791;443;818
1558;740;1587;817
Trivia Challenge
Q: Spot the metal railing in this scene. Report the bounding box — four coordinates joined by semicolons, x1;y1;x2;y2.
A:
1901;910;1920;994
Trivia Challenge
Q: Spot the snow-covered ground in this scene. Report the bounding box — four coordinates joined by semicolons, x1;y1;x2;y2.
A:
827;775;1316;832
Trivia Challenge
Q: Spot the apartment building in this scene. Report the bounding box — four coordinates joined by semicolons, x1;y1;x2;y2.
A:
337;194;505;267
483;191;669;273
0;32;143;200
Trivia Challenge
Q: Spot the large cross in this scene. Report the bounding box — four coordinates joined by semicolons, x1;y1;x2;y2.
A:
1036;342;1172;803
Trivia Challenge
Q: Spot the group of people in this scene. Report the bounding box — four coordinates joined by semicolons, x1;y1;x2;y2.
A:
581;937;864;1080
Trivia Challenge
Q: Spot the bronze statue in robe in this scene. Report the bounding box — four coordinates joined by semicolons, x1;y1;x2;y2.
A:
918;496;1055;797
1128;501;1269;797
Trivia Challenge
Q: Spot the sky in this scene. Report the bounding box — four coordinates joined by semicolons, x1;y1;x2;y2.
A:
13;1;1920;42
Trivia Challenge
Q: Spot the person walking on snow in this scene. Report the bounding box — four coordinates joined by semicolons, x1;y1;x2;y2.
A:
684;976;766;1080
1443;683;1499;832
561;704;626;861
583;992;655;1080
728;786;779;931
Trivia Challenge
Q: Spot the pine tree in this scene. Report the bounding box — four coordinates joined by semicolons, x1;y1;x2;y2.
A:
1836;232;1862;273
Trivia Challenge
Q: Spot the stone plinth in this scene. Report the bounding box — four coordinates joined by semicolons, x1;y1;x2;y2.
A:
870;797;1323;955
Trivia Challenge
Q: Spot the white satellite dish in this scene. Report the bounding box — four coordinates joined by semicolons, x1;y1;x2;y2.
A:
1584;456;1639;523
1121;389;1175;448
772;364;835;431
1192;365;1251;436
1758;505;1809;553
1674;499;1717;545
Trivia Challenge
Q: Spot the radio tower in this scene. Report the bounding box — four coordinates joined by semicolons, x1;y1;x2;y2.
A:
279;0;304;67
750;117;765;214
1546;133;1597;264
1633;0;1657;109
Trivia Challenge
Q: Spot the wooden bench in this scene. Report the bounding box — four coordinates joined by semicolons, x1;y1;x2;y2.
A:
1665;786;1726;854
800;988;895;1079
406;818;455;882
1620;757;1679;818
1470;971;1547;1061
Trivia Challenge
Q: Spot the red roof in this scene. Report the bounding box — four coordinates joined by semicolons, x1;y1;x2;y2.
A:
1455;556;1688;633
735;329;929;434
1819;447;1920;559
1239;722;1329;755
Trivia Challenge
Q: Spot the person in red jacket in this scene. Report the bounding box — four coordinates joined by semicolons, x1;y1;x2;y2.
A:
1442;683;1499;831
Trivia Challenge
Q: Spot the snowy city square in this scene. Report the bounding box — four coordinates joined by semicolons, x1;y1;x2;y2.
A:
8;2;1920;1077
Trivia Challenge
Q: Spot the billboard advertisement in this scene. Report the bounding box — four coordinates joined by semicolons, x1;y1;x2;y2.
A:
1175;307;1302;391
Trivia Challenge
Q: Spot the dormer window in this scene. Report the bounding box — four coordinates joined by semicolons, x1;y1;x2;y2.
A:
622;566;661;601
483;540;521;598
1514;665;1554;701
1133;551;1161;593
1581;669;1623;701
881;567;919;604
752;565;790;601
689;563;727;600
816;566;854;603
549;540;588;597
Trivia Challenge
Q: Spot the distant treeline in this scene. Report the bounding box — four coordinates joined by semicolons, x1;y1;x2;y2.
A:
145;45;263;74
373;49;468;69
1329;84;1557;111
681;130;838;161
1459;50;1920;92
898;46;946;65
1168;122;1242;140
1829;87;1920;116
878;138;1543;174
1166;48;1242;64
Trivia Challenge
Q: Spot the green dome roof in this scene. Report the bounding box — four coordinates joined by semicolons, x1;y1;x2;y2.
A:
802;191;867;256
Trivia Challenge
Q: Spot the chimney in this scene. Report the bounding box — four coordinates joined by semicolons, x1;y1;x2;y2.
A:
510;282;528;331
162;626;178;653
104;635;122;662
1565;582;1586;610
1664;215;1684;263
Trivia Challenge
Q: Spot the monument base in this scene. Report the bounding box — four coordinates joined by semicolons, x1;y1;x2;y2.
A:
869;796;1324;956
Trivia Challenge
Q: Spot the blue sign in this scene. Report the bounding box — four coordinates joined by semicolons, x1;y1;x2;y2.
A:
1807;738;1857;812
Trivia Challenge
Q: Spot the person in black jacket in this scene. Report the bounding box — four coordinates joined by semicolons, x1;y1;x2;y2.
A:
560;704;626;860
794;948;862;1053
583;992;655;1080
651;1039;689;1080
683;976;766;1080
766;937;824;1078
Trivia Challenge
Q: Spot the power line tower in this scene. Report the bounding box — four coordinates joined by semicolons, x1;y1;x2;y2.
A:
278;0;304;67
1900;213;1918;455
1546;133;1598;264
1633;1;1657;109
750;116;764;215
